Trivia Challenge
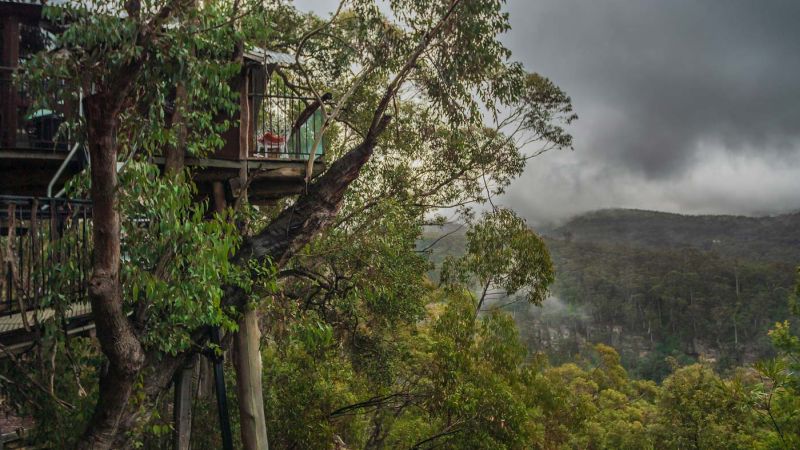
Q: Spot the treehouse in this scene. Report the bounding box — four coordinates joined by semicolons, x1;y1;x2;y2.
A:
1;1;328;340
0;0;327;204
1;3;330;446
1;0;81;197
185;46;328;206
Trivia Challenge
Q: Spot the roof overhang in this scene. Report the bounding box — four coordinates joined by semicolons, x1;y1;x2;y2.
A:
244;47;296;66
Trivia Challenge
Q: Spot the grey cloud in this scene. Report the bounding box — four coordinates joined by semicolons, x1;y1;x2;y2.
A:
296;0;800;223
501;0;800;222
507;0;800;177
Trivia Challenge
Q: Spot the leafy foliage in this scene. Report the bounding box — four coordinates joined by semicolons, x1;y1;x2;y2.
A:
118;162;242;353
442;208;553;309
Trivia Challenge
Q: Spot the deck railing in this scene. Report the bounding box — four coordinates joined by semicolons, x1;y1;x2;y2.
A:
249;78;327;161
0;76;74;152
0;196;91;318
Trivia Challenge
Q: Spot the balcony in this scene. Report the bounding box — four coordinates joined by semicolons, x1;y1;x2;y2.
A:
1;62;326;206
0;64;78;149
0;196;92;349
249;79;326;161
0;75;84;196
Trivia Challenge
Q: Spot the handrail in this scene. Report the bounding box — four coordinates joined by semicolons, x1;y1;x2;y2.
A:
249;84;328;160
46;90;83;197
1;196;92;318
47;142;81;197
0;195;90;204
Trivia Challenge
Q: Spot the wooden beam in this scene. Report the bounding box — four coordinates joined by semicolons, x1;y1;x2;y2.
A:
250;166;306;179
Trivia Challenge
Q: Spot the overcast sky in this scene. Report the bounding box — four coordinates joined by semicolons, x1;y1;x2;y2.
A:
296;0;800;225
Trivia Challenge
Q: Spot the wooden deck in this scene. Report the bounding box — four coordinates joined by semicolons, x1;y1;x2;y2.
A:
0;149;83;197
153;155;326;205
0;150;324;204
0;303;94;353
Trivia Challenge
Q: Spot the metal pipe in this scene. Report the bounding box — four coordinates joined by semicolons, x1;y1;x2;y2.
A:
46;141;80;197
47;91;84;198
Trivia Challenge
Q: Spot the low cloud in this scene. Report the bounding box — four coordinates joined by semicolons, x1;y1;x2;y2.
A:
296;0;800;224
502;0;800;224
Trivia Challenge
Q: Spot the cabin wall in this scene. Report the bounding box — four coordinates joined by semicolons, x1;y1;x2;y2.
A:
1;5;66;151
1;14;20;147
214;63;265;161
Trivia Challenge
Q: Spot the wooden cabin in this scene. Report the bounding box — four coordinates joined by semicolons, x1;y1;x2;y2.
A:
0;4;334;446
186;46;327;206
1;0;81;196
0;0;326;205
0;0;328;349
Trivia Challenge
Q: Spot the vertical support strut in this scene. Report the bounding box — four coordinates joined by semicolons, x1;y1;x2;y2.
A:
210;181;234;450
1;15;20;148
211;326;234;450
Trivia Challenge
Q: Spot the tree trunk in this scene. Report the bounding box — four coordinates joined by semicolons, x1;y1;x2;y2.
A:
233;115;391;267
212;179;270;450
165;83;188;175
78;95;145;450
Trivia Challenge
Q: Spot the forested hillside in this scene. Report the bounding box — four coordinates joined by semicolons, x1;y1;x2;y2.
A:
551;209;800;264
423;209;800;379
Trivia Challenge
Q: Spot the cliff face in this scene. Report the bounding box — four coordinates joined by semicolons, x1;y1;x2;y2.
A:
424;209;799;380
511;297;767;380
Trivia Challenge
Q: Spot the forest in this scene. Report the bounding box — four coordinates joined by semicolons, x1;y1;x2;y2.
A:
424;210;800;378
0;0;798;449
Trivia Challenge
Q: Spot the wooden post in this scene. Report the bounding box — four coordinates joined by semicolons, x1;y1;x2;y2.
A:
234;309;268;450
231;70;269;450
172;357;195;450
232;70;269;449
239;68;251;161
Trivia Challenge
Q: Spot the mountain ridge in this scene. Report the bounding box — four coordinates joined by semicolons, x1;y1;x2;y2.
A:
550;208;800;265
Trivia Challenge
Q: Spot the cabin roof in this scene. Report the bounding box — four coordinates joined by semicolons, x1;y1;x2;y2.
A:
245;47;296;66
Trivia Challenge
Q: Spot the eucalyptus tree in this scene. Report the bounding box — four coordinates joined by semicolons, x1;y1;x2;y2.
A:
16;0;578;447
753;271;800;448
441;208;555;312
254;13;574;448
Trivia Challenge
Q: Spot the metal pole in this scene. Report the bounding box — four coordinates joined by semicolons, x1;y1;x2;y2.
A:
211;326;234;450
